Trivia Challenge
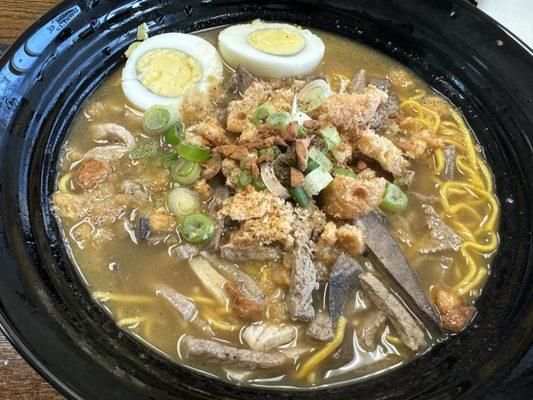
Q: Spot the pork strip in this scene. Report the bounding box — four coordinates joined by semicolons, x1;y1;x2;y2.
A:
182;336;288;369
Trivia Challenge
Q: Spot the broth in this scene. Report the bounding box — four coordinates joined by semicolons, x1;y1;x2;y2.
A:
52;25;499;388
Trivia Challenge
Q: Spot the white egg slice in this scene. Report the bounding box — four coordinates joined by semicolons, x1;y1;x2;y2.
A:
122;33;223;111
218;22;325;78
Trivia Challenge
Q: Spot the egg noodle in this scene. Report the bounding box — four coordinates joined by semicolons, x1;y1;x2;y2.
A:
399;92;499;295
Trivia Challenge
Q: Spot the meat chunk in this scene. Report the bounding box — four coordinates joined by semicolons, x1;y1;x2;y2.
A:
356;129;409;177
91;123;136;148
286;243;316;321
242;323;296;351
228;65;258;95
74;158;112;190
434;287;476;333
172;244;199;260
322;175;386;220
220;243;283;262
356;310;387;351
182;336;288;369
225;282;265;321
359;272;426;351
356;211;442;328
156;285;213;336
419;205;462;253
306;311;334;341
319;87;388;136
329;253;364;325
347;69;366;93
369;93;399;129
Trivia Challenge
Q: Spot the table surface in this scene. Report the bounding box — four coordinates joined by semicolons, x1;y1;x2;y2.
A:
0;2;64;398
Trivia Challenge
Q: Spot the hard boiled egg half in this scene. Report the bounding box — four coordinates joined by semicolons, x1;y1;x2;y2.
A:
218;21;325;78
122;33;223;110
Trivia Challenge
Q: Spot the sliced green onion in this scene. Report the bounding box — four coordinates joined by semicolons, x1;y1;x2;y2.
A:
320;124;341;151
236;169;253;189
380;182;408;213
260;163;290;199
239;152;258;169
288;186;309;207
164;152;180;169
251;175;266;191
296;124;307;138
303;167;333;197
267;111;291;130
179;213;215;244
176;141;211;163
305;160;320;174
168;188;199;216
164;122;185;145
169;158;201;185
130;140;159;160
251;104;275;126
258;146;281;158
333;168;358;179
297;79;332;113
143;106;177;134
308;147;333;172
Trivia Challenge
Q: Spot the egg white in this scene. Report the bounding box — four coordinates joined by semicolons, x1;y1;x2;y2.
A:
218;22;325;78
122;33;223;110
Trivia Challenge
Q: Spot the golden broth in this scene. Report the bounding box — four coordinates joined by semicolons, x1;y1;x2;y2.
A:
54;26;499;388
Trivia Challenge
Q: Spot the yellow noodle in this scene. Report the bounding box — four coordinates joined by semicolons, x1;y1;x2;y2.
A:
410;88;426;100
191;295;217;306
117;317;144;327
386;334;403;346
403;97;499;295
93;291;154;303
58;172;73;192
295;316;347;381
434;149;445;174
208;319;240;332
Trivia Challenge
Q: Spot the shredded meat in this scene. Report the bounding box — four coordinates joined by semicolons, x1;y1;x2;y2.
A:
322;175;386;220
201;152;222;180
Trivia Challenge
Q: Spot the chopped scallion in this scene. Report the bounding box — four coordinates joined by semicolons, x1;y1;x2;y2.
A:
179;213;215;244
169;158;201;185
288;186;309;207
333;168;358;179
164;122;185;145
308;147;333;172
380;182;408;213
251;104;275;126
142;106;177;134
303;167;333;197
168;188;199;216
320;124;341;150
176;141;211;163
267;111;291;130
130;140;159;160
236;169;253;189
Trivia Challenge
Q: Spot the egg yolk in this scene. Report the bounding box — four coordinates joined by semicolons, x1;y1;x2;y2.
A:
247;28;305;56
136;49;202;98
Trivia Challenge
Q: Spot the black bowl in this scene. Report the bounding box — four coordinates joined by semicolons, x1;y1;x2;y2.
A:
0;1;531;399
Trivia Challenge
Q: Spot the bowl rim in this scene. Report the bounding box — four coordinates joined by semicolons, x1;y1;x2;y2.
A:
0;0;532;399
